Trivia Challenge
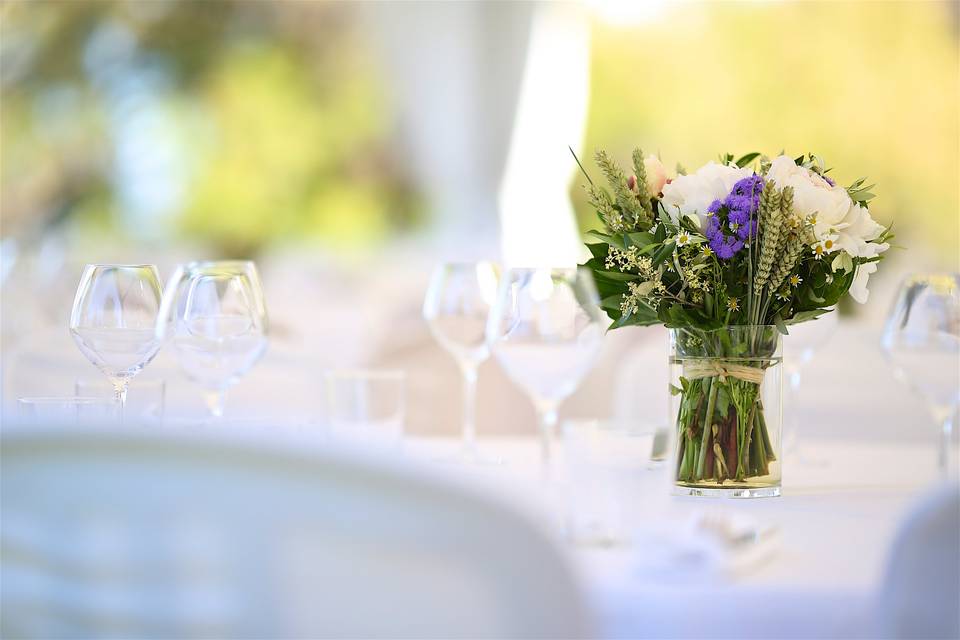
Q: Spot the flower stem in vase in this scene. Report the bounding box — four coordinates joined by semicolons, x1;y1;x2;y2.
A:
695;377;718;479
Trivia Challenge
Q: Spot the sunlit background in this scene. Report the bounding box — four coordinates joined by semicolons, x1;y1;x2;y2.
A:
2;0;958;434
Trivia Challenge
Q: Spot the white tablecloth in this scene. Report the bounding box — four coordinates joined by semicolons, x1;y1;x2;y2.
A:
405;436;943;639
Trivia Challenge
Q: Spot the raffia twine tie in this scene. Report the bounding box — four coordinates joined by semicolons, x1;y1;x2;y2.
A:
682;360;766;385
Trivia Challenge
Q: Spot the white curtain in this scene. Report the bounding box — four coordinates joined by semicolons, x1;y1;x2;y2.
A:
498;3;591;267
367;2;590;265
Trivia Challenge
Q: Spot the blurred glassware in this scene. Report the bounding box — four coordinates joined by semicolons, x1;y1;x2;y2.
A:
70;264;164;418
75;378;165;423
157;260;268;420
782;311;839;464
561;419;667;547
881;273;960;478
423;261;500;462
0;237;18;288
486;267;605;470
324;370;405;448
18;396;120;426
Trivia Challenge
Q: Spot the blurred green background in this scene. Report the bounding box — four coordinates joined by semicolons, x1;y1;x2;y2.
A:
2;0;958;264
577;0;959;265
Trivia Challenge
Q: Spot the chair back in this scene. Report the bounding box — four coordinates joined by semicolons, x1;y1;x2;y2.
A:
1;425;592;638
877;484;960;639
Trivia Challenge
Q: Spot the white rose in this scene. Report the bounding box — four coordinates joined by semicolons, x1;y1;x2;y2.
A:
834;203;887;258
660;161;753;230
643;155;668;196
848;260;878;304
767;155;886;259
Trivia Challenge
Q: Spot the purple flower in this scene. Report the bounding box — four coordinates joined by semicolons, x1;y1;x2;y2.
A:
709;232;726;256
732;174;764;198
822;174;836;187
701;174;763;260
735;219;758;241
728;208;750;225
712;235;743;260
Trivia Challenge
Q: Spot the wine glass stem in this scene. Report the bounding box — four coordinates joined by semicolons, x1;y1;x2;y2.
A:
939;411;956;478
112;380;128;424
535;401;559;471
205;389;227;420
459;363;479;455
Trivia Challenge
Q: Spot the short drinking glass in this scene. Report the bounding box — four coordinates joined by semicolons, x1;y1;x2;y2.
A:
18;396;120;426
324;370;405;447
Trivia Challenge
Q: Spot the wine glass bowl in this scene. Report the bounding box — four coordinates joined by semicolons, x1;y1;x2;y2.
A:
881;273;960;476
423;261;500;459
486;267;606;467
158;260;268;419
69;264;164;410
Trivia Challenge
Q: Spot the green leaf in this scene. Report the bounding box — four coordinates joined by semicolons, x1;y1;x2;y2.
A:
594;270;640;282
599;294;623;311
585;243;608;260
773;313;789;335
652;242;676;266
626;232;656;247
653;223;667;243
784;309;831;325
590;230;626;250
610;312;636;330
716;384;730;416
735;152;760;168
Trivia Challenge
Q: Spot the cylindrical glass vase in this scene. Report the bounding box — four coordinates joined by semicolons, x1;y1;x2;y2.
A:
669;326;782;498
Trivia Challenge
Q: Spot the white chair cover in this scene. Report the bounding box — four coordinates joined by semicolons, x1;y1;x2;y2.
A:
1;425;592;639
876;484;960;639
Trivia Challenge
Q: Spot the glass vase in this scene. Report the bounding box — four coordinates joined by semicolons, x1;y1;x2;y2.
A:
669;325;783;498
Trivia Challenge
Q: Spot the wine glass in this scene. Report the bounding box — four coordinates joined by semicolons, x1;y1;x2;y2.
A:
157;260;268;420
423;262;500;461
70;264;164;417
486;266;606;470
782;311;838;464
881;273;960;478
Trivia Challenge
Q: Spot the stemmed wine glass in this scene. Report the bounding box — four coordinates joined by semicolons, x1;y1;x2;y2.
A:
157;260;268;420
486;266;606;470
881;273;960;478
423;262;500;462
70;264;164;418
782;310;838;465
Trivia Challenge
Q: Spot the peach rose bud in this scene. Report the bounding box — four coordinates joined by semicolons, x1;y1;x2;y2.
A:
644;155;668;196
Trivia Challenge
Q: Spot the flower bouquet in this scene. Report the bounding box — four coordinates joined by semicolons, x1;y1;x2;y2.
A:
578;149;891;496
